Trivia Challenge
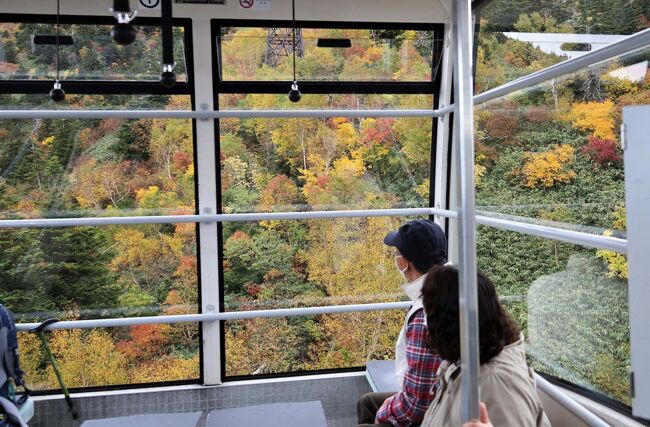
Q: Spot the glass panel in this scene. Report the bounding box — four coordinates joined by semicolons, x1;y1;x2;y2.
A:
222;216;429;313
475;47;650;230
219;94;434;212
0;93;199;388
19;325;199;390
0;94;194;219
476;0;648;92
0;23;187;81
225;310;405;376
219;27;440;81
477;228;630;405
4;224;200;389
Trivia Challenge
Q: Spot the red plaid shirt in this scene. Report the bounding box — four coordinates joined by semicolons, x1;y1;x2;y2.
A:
375;308;441;426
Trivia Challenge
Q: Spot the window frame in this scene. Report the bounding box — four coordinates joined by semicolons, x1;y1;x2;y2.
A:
0;13;203;393
210;18;446;382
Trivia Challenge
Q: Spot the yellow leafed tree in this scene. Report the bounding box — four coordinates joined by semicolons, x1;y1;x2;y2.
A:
521;145;576;189
46;329;128;388
563;100;616;140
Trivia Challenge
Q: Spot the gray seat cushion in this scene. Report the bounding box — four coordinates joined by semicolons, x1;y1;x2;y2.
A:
81;411;202;427
366;359;399;393
206;401;326;427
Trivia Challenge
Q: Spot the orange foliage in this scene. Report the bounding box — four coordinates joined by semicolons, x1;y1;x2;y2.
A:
361;118;396;146
116;324;171;361
521;145;577;189
259;174;300;211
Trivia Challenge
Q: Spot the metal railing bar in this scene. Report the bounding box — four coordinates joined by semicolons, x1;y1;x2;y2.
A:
429;29;650;115
476;215;627;254
14;293;524;332
473;27;650;106
0;207;457;229
15;301;413;332
0;209;626;253
0;109;444;120
535;374;610;427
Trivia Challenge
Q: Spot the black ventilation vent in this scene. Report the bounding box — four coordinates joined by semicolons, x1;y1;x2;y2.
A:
317;38;352;48
33;35;75;45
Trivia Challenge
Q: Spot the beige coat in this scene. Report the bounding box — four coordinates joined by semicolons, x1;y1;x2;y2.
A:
421;338;551;427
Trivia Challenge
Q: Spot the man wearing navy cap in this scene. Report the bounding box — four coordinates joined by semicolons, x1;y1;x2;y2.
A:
357;219;447;427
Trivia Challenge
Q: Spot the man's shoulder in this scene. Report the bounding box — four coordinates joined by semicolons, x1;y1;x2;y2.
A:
406;308;426;327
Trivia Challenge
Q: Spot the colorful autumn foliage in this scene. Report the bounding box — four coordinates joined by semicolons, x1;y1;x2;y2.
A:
564;100;616;141
581;136;621;166
520;145;577;189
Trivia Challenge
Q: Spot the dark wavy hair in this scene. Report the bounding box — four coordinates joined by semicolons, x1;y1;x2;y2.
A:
410;249;447;274
421;265;520;364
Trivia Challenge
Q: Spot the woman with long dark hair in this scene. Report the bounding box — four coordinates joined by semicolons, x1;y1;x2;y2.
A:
420;266;550;426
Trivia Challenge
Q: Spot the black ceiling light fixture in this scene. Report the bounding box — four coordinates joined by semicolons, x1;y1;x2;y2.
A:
49;0;65;102
159;0;176;88
111;0;137;45
288;0;301;103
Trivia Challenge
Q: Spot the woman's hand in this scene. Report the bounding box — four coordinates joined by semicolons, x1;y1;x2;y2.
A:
463;402;493;427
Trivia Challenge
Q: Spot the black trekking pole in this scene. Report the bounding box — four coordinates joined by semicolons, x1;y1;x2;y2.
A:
32;319;78;420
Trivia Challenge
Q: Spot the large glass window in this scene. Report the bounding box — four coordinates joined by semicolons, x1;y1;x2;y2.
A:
474;4;648;406
474;0;649;93
0;23;187;81
215;22;443;379
0;19;199;390
219;27;438;82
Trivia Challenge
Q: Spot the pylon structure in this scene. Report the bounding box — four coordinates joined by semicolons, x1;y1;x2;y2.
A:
264;28;304;68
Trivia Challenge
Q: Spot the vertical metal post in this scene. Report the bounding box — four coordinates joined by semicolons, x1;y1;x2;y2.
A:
452;0;480;422
192;20;222;385
623;106;650;419
433;23;453;230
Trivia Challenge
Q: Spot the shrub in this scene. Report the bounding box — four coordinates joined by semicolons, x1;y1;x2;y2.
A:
581;135;621;166
563;100;616;140
521;145;576;189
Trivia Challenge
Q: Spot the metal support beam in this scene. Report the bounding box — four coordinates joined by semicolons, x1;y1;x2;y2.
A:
452;0;480;421
192;19;221;385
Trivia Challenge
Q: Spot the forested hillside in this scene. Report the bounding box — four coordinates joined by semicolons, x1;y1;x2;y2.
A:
0;0;648;405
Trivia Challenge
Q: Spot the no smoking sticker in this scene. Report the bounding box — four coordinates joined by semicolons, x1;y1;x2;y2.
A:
239;0;271;10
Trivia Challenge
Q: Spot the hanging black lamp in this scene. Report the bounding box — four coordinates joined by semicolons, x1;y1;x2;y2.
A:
288;0;301;103
49;0;65;102
111;0;137;45
159;0;176;88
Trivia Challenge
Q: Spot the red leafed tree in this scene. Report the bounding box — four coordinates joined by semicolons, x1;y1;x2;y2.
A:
362;118;396;146
116;324;171;361
581;136;621;166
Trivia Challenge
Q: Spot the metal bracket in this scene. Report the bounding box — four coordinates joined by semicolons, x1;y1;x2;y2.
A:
199;103;210;122
202;207;215;224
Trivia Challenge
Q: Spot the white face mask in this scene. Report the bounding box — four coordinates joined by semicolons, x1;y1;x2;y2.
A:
394;254;408;280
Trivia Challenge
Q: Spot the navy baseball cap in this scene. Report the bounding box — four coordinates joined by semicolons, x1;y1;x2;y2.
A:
384;219;447;262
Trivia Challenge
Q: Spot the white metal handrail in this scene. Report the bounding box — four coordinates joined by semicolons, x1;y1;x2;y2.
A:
535;374;610;427
0;207;455;228
14;293;523;332
0;208;627;253
476;215;627;254
0;109;443;120
15;301;413;332
436;26;650;115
